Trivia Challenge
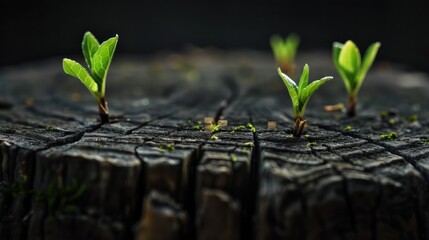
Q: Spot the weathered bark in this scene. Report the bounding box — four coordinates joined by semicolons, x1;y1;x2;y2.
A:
1;51;429;240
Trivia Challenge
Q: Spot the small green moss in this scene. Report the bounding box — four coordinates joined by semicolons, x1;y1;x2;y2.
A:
244;142;254;147
304;134;310;138
188;119;203;130
380;111;388;119
0;175;30;198
157;144;175;153
231;154;238;162
210;134;218;140
46;125;54;131
230;125;246;134
379;132;397;141
388;119;396;126
306;142;317;147
246;123;256;132
420;137;429;145
343;125;352;132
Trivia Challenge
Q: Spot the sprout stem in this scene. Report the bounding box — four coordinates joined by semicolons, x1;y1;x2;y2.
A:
293;117;307;137
347;95;357;117
280;61;296;76
98;97;109;123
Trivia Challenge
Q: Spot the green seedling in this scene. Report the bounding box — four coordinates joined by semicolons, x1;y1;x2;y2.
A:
278;64;333;137
333;40;381;117
379;132;397;141
63;32;119;123
270;34;300;74
208;121;222;133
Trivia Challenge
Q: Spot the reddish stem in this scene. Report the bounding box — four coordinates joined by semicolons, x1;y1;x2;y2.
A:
347;95;357;117
293;117;307;137
98;97;109;124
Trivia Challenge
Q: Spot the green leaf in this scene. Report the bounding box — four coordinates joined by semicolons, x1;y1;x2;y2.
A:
338;41;361;76
277;67;299;113
332;42;344;69
82;32;100;70
63;58;98;98
91;35;119;96
270;35;283;62
302;76;333;102
333;42;352;93
355;42;380;94
284;33;300;60
298;64;309;92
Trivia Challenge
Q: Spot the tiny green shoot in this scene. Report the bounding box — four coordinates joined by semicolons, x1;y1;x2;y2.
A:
333;40;381;117
306;142;317;147
231;154;238;162
244;141;254;147
210;134;218;140
343;125;353;132
63;32;119;123
208;121;222;133
246;123;256;132
270;34;300;74
46;125;54;131
379;132;397;141
278;64;333;137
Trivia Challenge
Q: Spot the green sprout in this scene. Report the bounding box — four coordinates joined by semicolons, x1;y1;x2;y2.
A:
333;40;381;117
63;32;119;123
343;125;353;132
278;64;333;137
208;121;222;133
270;34;300;75
379;132;397;141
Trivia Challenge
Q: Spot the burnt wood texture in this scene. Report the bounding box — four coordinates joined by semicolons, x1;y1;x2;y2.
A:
1;50;429;240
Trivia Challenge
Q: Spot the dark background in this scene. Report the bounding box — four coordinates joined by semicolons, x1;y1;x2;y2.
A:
1;0;428;71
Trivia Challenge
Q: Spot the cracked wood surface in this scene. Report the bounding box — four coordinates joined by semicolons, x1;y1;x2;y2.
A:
1;50;429;240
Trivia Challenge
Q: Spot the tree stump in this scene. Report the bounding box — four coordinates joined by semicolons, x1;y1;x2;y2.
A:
1;50;429;240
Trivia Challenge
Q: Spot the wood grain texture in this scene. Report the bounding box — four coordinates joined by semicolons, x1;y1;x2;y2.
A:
1;50;429;240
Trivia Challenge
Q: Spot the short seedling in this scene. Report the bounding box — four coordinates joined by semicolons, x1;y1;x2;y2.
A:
333;40;381;117
278;64;332;137
270;34;300;75
63;32;119;123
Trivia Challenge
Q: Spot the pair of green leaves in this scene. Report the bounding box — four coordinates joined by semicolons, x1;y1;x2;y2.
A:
63;32;119;99
270;34;300;64
333;40;380;96
278;64;333;119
